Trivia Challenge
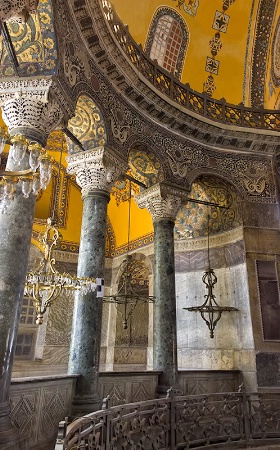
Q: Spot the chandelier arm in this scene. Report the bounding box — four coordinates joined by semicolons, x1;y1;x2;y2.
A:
0;168;33;177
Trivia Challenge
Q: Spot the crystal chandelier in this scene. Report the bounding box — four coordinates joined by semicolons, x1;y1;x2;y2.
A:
0;127;53;213
184;213;238;338
25;218;97;325
24;133;97;324
103;179;155;329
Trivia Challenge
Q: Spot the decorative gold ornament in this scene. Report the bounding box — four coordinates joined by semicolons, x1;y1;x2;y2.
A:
24;218;97;325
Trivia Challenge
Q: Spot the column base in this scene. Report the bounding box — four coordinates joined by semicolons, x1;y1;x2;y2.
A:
70;394;102;417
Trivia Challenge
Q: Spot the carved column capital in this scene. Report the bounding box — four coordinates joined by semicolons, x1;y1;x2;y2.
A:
0;0;39;22
66;146;128;197
135;182;190;222
0;77;74;146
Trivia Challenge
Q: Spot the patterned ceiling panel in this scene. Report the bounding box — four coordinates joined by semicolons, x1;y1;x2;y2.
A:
0;0;57;77
67;95;107;154
174;174;242;239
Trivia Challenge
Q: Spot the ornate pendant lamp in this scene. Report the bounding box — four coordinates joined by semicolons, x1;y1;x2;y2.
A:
24;134;97;324
0;127;53;213
184;213;238;338
102;180;155;329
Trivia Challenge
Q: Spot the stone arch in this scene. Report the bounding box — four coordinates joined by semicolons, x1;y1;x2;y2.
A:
66;94;107;154
145;6;189;79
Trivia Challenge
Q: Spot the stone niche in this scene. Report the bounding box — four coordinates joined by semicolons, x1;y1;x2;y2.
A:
175;230;257;391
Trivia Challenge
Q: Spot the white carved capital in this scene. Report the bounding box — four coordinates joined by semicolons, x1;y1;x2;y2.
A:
135;182;190;221
66;146;128;196
0;77;74;146
0;0;39;22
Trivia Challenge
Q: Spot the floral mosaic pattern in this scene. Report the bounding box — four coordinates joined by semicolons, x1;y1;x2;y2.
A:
0;0;57;76
67;95;107;153
111;146;163;205
174;175;242;239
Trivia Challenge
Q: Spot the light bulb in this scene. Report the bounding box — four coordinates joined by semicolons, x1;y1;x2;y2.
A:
10;135;28;165
21;177;32;198
29;142;42;171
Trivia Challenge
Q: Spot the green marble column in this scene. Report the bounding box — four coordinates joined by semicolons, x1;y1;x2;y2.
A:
0;153;36;449
68;189;109;413
135;183;189;393
67;147;126;414
153;218;177;389
0;77;72;449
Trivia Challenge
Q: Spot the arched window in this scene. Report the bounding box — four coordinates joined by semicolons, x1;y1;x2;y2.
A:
145;7;189;79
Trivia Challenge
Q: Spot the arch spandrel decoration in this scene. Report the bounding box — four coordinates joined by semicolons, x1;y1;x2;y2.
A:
145;7;189;79
111;144;164;204
0;0;58;77
67;95;107;154
174;175;242;240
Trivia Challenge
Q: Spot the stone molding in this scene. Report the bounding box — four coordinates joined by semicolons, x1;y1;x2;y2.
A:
66;146;128;196
0;0;39;22
135;182;190;221
0;77;74;146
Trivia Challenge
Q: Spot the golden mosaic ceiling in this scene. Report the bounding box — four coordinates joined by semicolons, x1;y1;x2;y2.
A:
109;0;280;108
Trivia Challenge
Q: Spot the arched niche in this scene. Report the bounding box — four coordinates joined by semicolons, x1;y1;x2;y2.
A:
112;253;152;370
175;174;256;390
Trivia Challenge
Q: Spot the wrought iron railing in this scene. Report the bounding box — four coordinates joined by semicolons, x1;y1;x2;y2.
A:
63;390;280;449
100;0;280;132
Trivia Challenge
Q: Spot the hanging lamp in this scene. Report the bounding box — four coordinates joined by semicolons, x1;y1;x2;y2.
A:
24;133;97;325
184;212;238;338
102;180;155;329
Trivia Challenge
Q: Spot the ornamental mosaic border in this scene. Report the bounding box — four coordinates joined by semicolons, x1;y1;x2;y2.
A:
251;0;277;107
271;15;280;88
111;233;154;258
145;6;189;80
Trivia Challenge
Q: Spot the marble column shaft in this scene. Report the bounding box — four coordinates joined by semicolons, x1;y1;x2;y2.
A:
67;147;127;414
68;190;109;411
135;182;189;391
0;77;73;448
0;153;36;448
153;218;177;387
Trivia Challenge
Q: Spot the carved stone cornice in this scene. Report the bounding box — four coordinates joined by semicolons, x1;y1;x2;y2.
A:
0;0;39;22
0;77;74;146
135;182;190;222
66;146;127;197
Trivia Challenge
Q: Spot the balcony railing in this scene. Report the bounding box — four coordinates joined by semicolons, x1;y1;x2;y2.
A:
63;390;280;449
101;0;280;132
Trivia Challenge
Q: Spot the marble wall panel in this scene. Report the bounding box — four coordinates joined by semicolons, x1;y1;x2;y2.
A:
176;263;256;388
10;376;76;450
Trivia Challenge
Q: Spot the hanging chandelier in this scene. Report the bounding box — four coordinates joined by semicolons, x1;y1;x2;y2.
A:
24;133;97;325
24;218;97;325
184;213;238;338
0;127;53;213
102;179;155;329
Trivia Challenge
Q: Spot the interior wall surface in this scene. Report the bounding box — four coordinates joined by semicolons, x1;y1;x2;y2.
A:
175;239;257;391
